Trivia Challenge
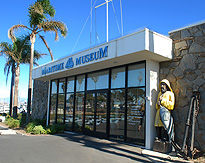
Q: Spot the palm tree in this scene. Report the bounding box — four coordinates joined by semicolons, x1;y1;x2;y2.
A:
8;0;68;122
0;35;44;118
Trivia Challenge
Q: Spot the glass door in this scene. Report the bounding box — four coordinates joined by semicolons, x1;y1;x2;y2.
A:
85;93;95;131
96;92;107;134
85;91;107;138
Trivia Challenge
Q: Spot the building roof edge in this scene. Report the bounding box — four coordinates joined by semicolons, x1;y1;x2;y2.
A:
168;20;205;34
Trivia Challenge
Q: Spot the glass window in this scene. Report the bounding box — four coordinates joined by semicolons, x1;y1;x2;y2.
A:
76;75;85;92
87;70;109;90
51;80;58;94
111;67;125;89
75;92;84;132
65;93;74;131
50;94;57;124
57;94;65;124
67;77;75;92
58;78;66;94
110;89;125;140
127;88;145;146
128;63;145;87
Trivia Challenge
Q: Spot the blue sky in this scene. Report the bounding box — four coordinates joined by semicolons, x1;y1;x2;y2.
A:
0;0;204;100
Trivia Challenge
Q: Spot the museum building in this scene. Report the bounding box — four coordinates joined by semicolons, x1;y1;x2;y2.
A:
32;28;173;149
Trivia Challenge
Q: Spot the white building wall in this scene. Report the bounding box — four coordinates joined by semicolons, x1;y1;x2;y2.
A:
145;59;159;149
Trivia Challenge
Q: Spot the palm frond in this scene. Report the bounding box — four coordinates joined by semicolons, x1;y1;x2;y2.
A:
28;2;45;28
37;0;55;17
38;34;53;61
0;42;19;63
38;20;68;40
8;24;31;43
4;61;14;84
33;61;39;66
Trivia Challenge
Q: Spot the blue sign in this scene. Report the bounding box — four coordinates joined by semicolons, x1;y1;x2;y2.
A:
76;46;108;65
65;57;74;69
42;46;108;75
42;63;64;75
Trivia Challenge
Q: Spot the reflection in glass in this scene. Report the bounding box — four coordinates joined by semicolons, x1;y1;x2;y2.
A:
111;67;125;89
96;92;107;133
127;88;145;146
50;94;56;124
57;94;65;124
110;89;125;140
51;80;58;94
128;63;145;87
65;93;74;131
59;78;66;94
75;92;84;132
85;93;95;131
87;70;109;90
67;77;75;92
76;75;85;92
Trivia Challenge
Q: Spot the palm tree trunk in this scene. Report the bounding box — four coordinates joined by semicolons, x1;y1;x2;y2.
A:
27;33;36;124
9;64;15;116
13;65;20;119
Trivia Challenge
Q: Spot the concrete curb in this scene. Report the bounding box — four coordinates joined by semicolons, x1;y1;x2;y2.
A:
142;149;193;163
0;125;16;135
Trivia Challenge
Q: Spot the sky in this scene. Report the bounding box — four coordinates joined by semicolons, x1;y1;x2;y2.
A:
0;0;204;101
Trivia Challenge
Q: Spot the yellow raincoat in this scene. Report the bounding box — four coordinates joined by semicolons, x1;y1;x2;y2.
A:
154;79;175;127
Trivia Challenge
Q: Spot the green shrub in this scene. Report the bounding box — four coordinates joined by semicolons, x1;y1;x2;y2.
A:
5;118;20;128
25;122;47;134
25;122;37;133
5;114;11;121
46;128;51;134
32;125;47;134
46;124;66;134
25;120;65;135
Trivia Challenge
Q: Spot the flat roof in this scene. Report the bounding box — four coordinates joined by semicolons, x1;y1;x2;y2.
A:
33;28;173;81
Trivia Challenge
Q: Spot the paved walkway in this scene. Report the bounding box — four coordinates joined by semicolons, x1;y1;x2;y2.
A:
0;124;193;163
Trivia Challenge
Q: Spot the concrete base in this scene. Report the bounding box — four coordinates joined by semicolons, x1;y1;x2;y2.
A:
142;149;193;163
0;129;16;135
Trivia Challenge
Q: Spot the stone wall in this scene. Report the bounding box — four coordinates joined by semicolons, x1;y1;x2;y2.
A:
160;22;205;150
31;80;49;120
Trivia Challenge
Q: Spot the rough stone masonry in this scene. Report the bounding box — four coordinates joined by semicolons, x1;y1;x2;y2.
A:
161;22;205;150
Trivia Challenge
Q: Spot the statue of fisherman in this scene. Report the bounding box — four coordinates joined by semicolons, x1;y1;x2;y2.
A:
155;79;175;144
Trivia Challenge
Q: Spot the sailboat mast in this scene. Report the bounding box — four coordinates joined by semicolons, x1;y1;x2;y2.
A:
90;0;92;46
106;0;108;42
95;0;112;43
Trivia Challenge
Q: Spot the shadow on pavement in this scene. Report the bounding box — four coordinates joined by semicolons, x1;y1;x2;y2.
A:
55;133;186;163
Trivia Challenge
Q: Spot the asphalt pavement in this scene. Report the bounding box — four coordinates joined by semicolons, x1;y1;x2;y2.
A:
0;126;191;163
